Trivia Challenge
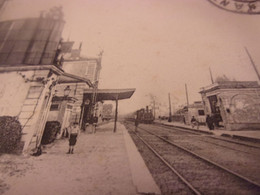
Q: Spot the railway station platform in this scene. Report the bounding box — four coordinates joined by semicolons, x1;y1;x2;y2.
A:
156;120;260;143
3;122;161;195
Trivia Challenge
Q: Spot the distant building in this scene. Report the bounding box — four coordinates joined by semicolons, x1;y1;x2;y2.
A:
174;102;205;125
199;81;260;130
102;104;113;121
185;101;205;125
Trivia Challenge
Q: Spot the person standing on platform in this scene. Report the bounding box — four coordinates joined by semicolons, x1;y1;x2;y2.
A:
206;114;214;130
67;122;80;154
191;116;199;129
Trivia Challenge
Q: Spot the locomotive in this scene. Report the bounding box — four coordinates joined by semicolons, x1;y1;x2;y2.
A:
136;106;154;124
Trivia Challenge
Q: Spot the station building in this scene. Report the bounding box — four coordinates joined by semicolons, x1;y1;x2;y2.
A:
59;45;103;131
0;11;93;153
199;81;260;130
0;9;135;154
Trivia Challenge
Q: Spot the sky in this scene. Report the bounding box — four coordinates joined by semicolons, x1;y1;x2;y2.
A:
1;0;260;115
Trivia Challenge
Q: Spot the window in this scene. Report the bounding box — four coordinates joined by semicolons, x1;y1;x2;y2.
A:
50;104;59;111
67;105;73;109
198;110;205;116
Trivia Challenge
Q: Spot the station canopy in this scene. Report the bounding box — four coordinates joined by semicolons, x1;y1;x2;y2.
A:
84;88;135;101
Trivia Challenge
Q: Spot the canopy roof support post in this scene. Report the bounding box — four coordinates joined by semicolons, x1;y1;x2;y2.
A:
113;94;119;133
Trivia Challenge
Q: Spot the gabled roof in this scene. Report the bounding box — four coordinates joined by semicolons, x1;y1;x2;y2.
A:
84;88;136;101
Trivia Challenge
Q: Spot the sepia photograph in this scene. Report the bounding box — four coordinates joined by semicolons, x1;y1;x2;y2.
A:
0;0;260;194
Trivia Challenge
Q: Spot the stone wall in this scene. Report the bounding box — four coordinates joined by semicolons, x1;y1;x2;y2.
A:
19;70;57;152
0;71;32;116
0;67;58;152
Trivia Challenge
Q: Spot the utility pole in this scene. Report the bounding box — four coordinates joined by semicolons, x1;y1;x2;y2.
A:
113;94;118;133
153;100;156;119
91;50;103;117
209;67;214;84
185;83;189;106
0;0;8;19
168;93;172;122
245;47;260;81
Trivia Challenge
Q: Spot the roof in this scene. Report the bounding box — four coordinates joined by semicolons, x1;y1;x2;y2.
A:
0;64;93;87
63;56;101;62
57;72;93;87
84;88;136;101
199;81;260;93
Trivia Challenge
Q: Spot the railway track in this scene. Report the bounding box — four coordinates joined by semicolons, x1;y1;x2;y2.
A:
124;122;260;194
150;123;260;157
154;122;260;149
143;123;260;183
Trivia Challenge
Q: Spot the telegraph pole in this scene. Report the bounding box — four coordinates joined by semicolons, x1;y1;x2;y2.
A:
153;100;156;119
113;94;118;133
245;47;260;81
91;50;103;117
0;0;8;18
168;93;172;122
185;83;189;106
209;67;214;84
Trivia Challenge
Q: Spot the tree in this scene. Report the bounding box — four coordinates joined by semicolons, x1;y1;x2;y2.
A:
147;93;161;119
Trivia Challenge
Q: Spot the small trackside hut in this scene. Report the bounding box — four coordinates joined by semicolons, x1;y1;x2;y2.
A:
200;81;260;130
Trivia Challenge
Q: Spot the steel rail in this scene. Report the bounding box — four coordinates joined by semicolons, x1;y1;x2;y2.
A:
150;123;260;155
137;124;260;189
153;122;260;149
205;136;260;149
125;124;201;195
193;137;260;156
